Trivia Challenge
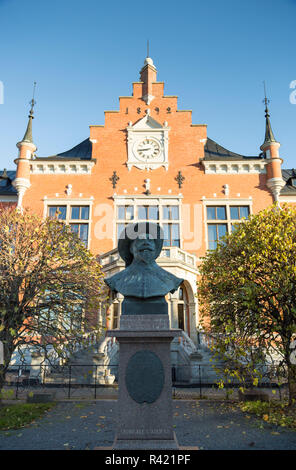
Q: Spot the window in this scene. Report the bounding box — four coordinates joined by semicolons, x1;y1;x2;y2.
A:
206;203;251;250
163;206;179;220
138;206;159;220
207;206;226;220
230;206;249;234
178;304;185;331
113;303;119;329
176;284;189;334
115;198;182;247
47;205;90;248
117;206;134;221
163;223;180;247
178;287;184;301
71;206;89;220
230;206;249;220
208;224;227;250
70;223;89;246
48;206;67;220
117;223;126;240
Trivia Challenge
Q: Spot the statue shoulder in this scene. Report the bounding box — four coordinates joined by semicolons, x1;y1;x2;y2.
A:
104;269;129;292
154;265;184;293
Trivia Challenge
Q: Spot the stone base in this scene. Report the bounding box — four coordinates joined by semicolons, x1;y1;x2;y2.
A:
94;432;199;450
119;314;170;330
113;432;179;449
105;315;182;449
122;297;168;316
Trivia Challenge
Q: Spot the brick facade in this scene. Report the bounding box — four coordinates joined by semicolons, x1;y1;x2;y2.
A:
2;56;295;342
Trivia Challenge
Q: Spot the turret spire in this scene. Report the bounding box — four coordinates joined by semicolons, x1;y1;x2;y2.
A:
14;83;37;208
260;82;284;203
262;81;277;146
22;82;36;144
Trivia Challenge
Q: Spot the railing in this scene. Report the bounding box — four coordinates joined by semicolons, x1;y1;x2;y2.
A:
179;331;198;356
98;336;118;356
2;362;289;402
58;330;101;365
199;331;218;350
99;249;121;267
100;246;197;269
159;247;197;268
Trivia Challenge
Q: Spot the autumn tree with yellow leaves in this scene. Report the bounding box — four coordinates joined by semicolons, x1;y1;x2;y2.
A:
198;204;296;405
0;207;106;395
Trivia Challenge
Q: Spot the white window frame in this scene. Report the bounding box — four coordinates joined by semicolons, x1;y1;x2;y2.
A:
113;195;183;249
203;198;253;250
43;198;93;250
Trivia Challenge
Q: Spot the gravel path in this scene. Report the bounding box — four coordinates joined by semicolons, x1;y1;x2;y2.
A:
0;400;295;450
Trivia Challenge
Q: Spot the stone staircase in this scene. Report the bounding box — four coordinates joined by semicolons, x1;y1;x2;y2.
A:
38;330;223;386
170;332;223;384
43;335;112;385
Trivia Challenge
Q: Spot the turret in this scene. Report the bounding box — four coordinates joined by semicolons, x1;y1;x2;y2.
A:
260;93;285;202
13;84;37;208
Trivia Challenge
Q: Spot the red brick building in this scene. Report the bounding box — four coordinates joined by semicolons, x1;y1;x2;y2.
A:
2;56;296;347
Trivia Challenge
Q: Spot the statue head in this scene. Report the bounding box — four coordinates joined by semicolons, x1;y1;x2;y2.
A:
130;233;157;264
118;222;164;266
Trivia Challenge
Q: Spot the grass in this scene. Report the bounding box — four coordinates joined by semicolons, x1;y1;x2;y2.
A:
0;403;55;430
239;400;296;430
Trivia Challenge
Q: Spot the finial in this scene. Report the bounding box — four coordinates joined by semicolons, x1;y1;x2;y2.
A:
263;81;270;117
143;40;155;67
29;81;37;118
21;81;37;144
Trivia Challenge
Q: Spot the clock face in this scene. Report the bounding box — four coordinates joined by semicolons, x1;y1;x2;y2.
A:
136;138;161;160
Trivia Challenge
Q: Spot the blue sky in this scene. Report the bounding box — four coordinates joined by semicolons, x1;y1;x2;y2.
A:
0;0;295;169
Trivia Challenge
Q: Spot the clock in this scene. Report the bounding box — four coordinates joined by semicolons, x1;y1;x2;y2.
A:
126;115;170;171
136;138;161;160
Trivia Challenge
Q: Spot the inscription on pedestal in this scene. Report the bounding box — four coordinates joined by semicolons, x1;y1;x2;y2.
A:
120;314;170;331
125;350;164;404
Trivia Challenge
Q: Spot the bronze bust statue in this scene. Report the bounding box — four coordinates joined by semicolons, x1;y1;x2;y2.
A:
105;222;183;315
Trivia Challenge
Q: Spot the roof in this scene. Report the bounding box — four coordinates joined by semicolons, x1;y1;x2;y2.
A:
204;137;261;161
281;169;296;195
22;115;34;144
35;138;93;161
261;104;277;148
0;170;17;196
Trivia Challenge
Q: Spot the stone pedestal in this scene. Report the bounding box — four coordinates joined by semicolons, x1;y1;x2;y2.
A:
108;315;182;450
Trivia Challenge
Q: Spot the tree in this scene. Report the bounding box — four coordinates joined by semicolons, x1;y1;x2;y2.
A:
198;204;296;405
0;207;106;395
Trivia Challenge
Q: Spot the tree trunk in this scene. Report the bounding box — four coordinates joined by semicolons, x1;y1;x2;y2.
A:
287;362;296;406
0;335;13;405
0;365;7;405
